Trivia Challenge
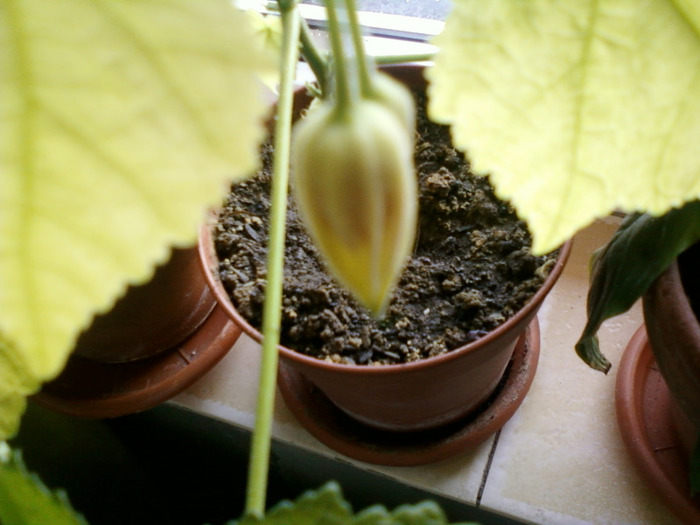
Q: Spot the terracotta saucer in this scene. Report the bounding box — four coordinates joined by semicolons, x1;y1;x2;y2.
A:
616;325;700;525
34;305;241;419
277;318;540;466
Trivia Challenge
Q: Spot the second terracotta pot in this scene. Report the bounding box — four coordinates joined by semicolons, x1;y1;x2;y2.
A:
73;245;216;363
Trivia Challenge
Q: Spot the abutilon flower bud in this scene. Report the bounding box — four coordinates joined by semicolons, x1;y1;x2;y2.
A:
366;72;416;136
291;99;417;316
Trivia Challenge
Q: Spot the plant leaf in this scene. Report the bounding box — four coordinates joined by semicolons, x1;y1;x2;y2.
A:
575;201;700;372
0;444;88;525
229;482;477;525
428;0;700;254
0;0;275;436
234;482;352;525
0;336;36;439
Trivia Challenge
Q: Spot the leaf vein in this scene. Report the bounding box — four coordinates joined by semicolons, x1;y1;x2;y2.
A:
90;0;222;156
548;0;600;246
650;59;700;205
40;104;170;229
4;0;43;349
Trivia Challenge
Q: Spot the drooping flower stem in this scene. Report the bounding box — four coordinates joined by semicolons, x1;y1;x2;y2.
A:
344;0;373;97
299;16;329;97
324;0;356;117
244;0;300;518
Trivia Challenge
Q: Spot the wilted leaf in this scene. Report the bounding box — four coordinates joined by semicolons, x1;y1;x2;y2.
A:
0;0;275;436
575;201;700;371
428;0;700;253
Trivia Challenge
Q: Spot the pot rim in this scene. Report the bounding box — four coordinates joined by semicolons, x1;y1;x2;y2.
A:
199;219;571;376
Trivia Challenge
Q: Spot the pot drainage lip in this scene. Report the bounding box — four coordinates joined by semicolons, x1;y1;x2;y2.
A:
277;318;540;467
616;325;700;525
33;304;241;419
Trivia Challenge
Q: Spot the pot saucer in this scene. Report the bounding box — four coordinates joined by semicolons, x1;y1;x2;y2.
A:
277;318;540;466
616;325;700;525
34;305;241;419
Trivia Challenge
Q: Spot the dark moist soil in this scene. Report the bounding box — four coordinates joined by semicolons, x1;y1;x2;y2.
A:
214;91;558;365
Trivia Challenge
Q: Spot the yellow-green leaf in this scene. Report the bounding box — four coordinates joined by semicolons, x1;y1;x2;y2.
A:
0;0;275;436
230;481;473;525
0;336;36;439
427;0;700;254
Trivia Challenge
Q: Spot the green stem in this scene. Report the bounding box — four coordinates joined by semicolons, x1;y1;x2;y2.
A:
244;1;300;519
344;0;373;97
324;0;355;115
299;16;329;97
374;52;436;65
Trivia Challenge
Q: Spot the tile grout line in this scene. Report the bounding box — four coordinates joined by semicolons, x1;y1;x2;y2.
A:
475;429;502;507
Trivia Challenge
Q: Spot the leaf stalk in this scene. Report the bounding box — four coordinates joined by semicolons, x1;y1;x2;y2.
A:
244;0;301;518
324;0;356;116
344;0;373;97
299;16;330;97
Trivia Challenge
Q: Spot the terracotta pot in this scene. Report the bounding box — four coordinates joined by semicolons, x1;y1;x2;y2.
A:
73;246;216;363
617;239;700;524
615;326;700;525
643;242;700;453
200;64;572;435
202;222;569;433
34;244;241;418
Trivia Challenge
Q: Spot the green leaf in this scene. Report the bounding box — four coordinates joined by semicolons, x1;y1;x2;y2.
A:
0;0;275;437
428;0;700;254
0;336;35;439
0;444;88;525
236;482;351;525
575;201;700;372
230;482;477;525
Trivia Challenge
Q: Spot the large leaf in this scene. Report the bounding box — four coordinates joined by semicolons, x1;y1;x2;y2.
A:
575;201;700;372
428;0;700;254
0;444;87;525
0;0;275;437
231;482;477;525
0;336;33;439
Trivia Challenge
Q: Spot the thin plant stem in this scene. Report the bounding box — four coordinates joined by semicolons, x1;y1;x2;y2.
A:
299;16;329;97
374;52;435;65
244;0;300;518
324;0;355;116
343;0;373;97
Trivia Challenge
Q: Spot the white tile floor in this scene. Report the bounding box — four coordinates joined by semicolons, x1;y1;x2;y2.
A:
174;217;684;525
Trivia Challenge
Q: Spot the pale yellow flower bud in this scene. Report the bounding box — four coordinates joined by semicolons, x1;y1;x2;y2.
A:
366;72;416;137
291;99;417;316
